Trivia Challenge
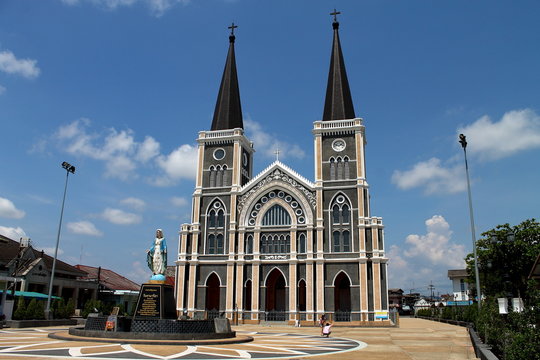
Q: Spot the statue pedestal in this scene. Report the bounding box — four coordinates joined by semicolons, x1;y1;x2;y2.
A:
133;283;176;320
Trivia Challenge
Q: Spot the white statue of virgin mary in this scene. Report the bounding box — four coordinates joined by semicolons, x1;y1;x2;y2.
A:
147;229;167;278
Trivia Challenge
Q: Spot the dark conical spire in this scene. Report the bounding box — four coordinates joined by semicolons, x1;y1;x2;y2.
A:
322;13;356;121
211;23;243;131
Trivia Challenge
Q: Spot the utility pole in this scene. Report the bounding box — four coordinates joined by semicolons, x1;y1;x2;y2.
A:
428;281;435;303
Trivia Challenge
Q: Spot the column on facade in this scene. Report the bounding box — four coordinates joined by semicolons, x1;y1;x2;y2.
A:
176;265;186;311
316;261;324;315
373;260;382;311
176;225;189;311
235;231;245;318
235;261;244;321
288;261;297;322
186;262;197;317
251;229;261;320
359;260;368;316
251;263;260;320
306;260;314;321
225;263;235;319
306;231;314;321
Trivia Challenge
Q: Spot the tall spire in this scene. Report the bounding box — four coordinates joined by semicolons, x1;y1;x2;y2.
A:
322;10;356;121
211;23;243;131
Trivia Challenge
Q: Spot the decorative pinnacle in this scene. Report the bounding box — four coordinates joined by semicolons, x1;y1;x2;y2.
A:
228;22;238;35
330;9;341;23
228;22;238;43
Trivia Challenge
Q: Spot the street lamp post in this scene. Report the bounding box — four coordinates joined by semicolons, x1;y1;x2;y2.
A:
459;134;482;309
45;161;76;319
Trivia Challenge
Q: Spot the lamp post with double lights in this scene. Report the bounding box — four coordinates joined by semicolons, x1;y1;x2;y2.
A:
459;134;482;309
45;161;76;319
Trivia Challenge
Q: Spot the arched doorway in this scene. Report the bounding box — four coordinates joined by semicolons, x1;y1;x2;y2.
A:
334;272;351;321
205;273;221;315
298;279;306;312
244;279;252;311
265;268;286;320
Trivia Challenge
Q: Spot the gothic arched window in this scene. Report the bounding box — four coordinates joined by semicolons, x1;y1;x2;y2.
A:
298;233;306;254
332;205;340;224
215;165;223;187
342;204;350;224
260;233;290;254
245;234;253;254
344;157;350;179
222;165;228;186
209;166;216;187
262;204;291;226
330;157;336;180
330;194;353;253
336;157;343;180
206;201;226;254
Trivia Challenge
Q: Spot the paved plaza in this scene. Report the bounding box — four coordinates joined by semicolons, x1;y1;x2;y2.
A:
0;318;477;360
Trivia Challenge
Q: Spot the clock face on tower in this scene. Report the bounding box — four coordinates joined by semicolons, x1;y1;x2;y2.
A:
242;152;248;166
332;138;346;152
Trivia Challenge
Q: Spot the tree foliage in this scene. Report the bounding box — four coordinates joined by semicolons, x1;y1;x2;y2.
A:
465;218;540;299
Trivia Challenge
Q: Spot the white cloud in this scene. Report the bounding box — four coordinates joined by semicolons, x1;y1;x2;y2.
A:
27;194;54;205
154;144;198;185
136;136;160;163
101;207;142;225
0;50;40;79
55;120;139;180
120;197;146;210
47;119;196;186
404;215;466;268
0;226;27;240
130;261;149;284
170;196;188;207
67;221;103;236
0;197;26;219
458;109;540;161
245;118;306;160
0;85;5;95
387;216;466;293
391;158;466;195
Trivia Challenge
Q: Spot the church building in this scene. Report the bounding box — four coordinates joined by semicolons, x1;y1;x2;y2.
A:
175;15;389;325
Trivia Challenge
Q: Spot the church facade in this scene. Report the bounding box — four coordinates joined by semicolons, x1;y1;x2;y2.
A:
175;18;389;325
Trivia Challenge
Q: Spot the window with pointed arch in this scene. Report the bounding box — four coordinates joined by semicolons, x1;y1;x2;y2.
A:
245;234;254;254
206;201;226;254
329;156;350;180
261;233;290;254
297;233;306;254
209;165;228;187
330;194;352;252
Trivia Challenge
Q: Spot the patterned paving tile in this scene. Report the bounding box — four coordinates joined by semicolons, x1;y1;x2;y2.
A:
0;328;365;360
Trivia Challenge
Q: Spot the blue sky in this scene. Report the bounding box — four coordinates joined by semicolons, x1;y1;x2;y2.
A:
1;0;539;297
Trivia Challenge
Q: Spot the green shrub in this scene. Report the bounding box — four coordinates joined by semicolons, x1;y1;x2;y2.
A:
25;299;45;320
82;299;103;318
51;298;65;319
13;297;26;320
64;298;75;318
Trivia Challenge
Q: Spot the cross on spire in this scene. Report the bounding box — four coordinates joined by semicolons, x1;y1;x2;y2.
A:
330;9;341;22
228;22;238;35
274;147;281;161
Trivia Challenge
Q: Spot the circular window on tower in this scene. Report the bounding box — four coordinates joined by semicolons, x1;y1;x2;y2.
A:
332;138;346;152
213;148;226;160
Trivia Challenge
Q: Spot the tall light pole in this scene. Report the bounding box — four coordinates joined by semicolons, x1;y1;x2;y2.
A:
459;134;482;309
45;161;76;319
